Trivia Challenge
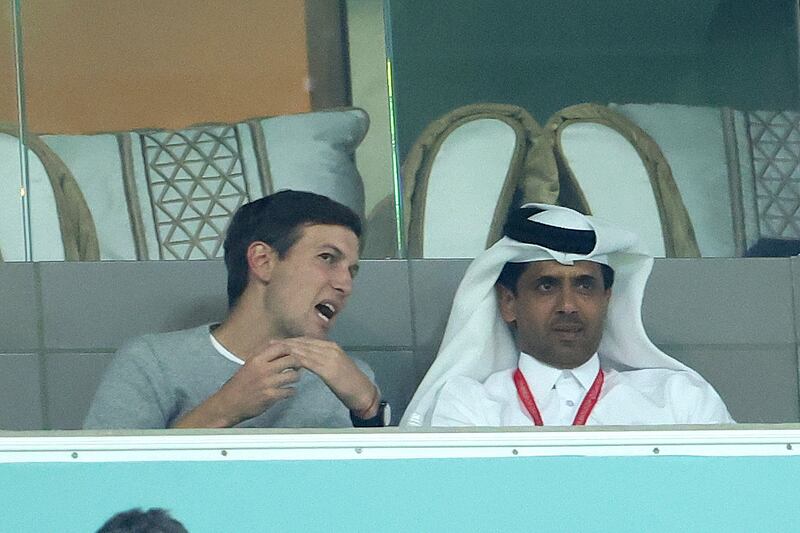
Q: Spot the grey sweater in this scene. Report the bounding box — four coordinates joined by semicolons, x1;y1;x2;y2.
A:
83;325;374;429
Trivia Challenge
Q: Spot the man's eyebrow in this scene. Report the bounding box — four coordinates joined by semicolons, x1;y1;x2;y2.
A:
319;244;360;272
318;243;344;256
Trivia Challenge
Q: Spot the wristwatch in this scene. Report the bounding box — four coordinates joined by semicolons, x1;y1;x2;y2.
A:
350;401;391;427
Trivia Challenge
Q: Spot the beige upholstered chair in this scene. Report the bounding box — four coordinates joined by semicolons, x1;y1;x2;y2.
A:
383;101;697;259
0;124;99;262
611;103;800;257
397;103;549;258
531;103;700;257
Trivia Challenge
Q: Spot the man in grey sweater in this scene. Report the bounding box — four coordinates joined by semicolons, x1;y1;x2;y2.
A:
84;190;388;429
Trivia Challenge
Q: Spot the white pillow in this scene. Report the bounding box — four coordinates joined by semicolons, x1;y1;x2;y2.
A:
260;109;368;217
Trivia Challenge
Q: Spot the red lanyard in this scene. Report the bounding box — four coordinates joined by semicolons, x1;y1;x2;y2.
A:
513;368;604;426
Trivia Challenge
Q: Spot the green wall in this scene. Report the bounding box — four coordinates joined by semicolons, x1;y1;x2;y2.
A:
387;0;799;160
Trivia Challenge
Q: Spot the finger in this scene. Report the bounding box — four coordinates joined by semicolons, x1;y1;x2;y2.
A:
269;339;351;378
267;354;301;371
256;342;297;362
269;387;296;400
280;337;337;351
280;339;342;362
270;369;300;388
289;351;325;374
265;342;322;368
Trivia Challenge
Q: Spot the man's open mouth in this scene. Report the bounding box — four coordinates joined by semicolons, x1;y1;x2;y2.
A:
315;302;337;322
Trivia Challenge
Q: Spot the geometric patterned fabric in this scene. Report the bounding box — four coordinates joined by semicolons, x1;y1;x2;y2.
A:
746;110;800;240
5;108;366;261
142;126;250;259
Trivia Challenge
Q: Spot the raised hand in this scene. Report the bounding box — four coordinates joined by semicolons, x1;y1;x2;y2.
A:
268;337;380;419
171;345;301;428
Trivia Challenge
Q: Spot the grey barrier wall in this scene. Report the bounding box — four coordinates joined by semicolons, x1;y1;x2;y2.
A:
0;258;798;429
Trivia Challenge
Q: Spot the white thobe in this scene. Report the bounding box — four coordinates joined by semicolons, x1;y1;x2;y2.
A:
431;352;735;426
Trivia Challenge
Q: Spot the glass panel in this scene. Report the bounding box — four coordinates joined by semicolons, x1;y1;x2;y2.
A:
348;0;402;258
19;0;399;260
386;0;800;258
0;0;24;262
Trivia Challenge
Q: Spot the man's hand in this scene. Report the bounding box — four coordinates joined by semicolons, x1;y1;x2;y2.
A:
171;347;301;428
269;337;380;419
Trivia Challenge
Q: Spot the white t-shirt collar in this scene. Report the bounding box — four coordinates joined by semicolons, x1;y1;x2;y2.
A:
209;329;244;365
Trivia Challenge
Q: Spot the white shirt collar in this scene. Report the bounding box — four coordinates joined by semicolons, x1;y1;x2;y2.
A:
518;352;600;399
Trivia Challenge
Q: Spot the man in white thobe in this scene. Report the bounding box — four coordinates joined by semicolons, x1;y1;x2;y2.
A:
402;204;734;427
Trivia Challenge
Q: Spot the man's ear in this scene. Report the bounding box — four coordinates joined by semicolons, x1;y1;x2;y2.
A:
603;287;612;305
246;241;278;284
496;284;517;325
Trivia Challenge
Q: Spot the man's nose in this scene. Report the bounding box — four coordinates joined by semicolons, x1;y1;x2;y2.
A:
556;287;579;314
332;267;353;296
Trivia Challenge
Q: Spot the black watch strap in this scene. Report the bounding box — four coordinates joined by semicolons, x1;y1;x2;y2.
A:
350;401;390;427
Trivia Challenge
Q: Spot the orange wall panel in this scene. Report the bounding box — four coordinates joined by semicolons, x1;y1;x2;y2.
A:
0;3;19;126
18;0;312;133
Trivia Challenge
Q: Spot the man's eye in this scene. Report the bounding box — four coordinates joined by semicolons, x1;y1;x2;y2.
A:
319;253;335;263
537;282;553;292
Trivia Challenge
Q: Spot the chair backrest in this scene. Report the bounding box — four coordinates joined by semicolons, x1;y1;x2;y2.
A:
401;103;548;258
0;124;99;261
610;103;741;257
531;103;700;257
605;104;800;257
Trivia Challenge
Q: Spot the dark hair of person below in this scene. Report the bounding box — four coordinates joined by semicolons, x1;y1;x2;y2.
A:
95;507;188;533
223;189;362;308
497;261;615;293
